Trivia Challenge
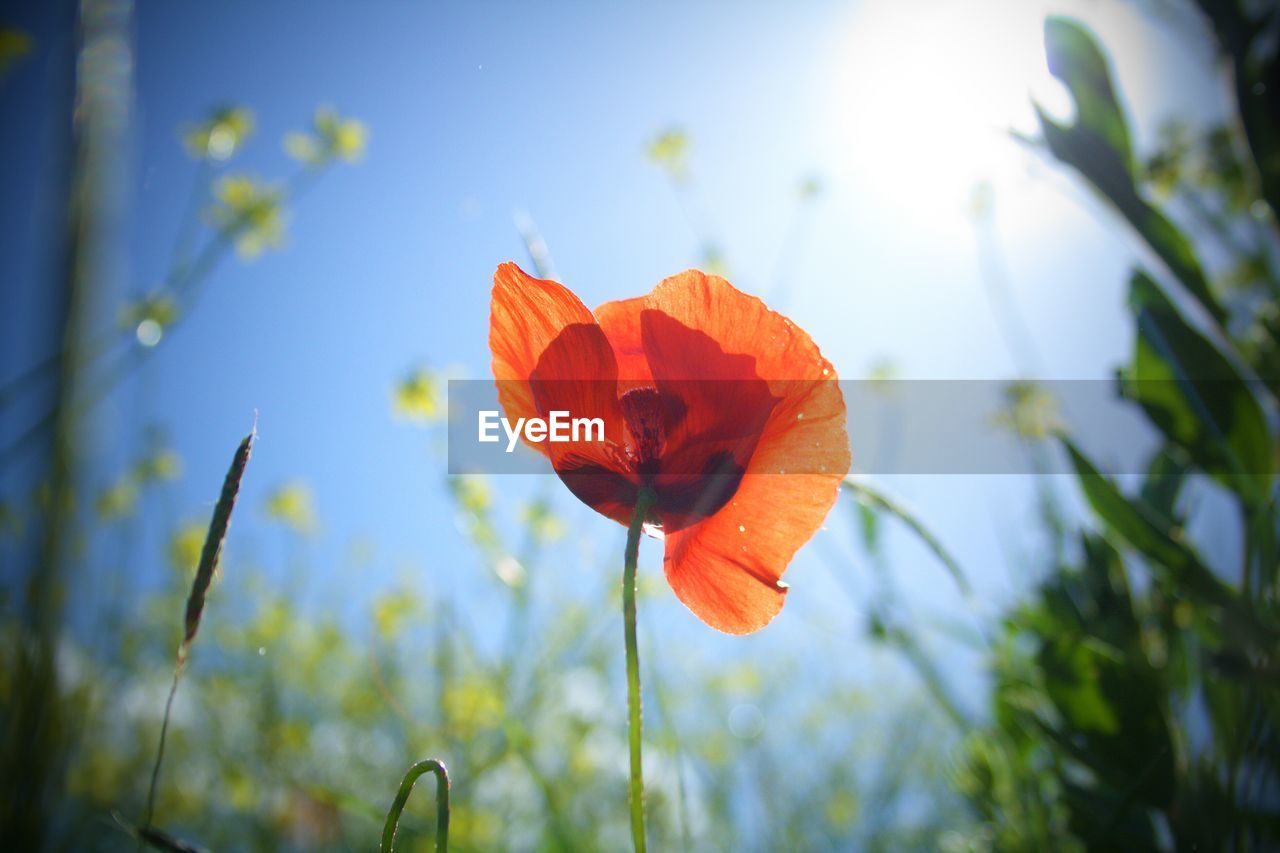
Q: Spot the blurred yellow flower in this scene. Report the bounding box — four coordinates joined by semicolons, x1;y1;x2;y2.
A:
208;175;286;258
168;520;207;573
868;360;899;383
95;479;138;521
134;449;182;483
372;589;420;639
264;482;319;535
701;243;728;276
183;105;255;161
391;367;441;423
519;499;564;543
645;126;689;182
119;293;179;347
0;27;33;80
991;381;1060;440
798;175;825;200
442;678;504;739
285;106;367;165
96;448;181;521
449;475;491;516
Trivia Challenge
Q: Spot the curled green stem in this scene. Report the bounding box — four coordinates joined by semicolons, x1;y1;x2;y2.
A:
624;488;657;853
381;758;450;853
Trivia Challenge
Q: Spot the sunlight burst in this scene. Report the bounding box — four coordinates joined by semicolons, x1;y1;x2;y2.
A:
822;0;1074;235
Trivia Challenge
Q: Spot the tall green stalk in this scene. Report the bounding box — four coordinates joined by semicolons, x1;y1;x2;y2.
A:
623;488;656;852
141;429;253;838
3;1;130;844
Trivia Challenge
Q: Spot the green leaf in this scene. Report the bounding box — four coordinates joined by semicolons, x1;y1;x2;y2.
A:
1038;18;1226;325
1044;17;1133;175
1061;777;1162;849
1138;444;1189;528
1189;0;1280;219
1122;270;1273;504
1062;440;1234;608
856;499;880;556
1038;637;1122;736
1035;631;1176;812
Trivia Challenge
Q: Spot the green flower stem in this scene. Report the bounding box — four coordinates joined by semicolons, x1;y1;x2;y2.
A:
624;488;657;853
381;758;450;853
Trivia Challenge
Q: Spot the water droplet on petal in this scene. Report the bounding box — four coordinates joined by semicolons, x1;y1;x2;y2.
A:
796;412;804;421
738;524;746;533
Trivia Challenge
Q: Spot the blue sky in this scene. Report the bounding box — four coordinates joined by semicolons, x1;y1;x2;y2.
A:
1;0;1235;714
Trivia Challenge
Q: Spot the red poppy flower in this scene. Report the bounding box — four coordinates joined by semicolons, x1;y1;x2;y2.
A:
489;262;850;634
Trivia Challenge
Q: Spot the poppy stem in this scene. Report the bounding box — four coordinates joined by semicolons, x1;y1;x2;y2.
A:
623;487;657;853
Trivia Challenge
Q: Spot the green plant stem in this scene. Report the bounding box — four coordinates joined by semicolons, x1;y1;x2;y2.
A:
381;759;450;853
841;479;973;599
623;488;657;853
141;663;184;837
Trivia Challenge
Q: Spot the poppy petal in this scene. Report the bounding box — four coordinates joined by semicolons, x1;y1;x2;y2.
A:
528;322;636;524
665;373;847;633
643;270;850;633
638;309;780;531
595;296;652;383
663;471;839;634
643;269;836;387
642;269;849;485
489;262;598;456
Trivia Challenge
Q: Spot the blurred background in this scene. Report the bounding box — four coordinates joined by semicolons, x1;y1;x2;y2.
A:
2;0;1278;849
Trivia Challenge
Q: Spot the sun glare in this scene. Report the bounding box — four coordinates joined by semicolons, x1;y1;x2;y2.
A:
821;0;1074;237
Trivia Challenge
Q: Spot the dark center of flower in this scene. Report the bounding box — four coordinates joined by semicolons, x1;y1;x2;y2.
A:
619;387;666;477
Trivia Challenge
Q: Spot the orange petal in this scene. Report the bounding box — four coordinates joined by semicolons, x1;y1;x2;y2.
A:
643;270;850;633
641;269;849;483
663;472;840;634
595;296;653;384
528;322;636;525
489;262;598;455
638;309;779;531
663;393;848;634
643;270;834;384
